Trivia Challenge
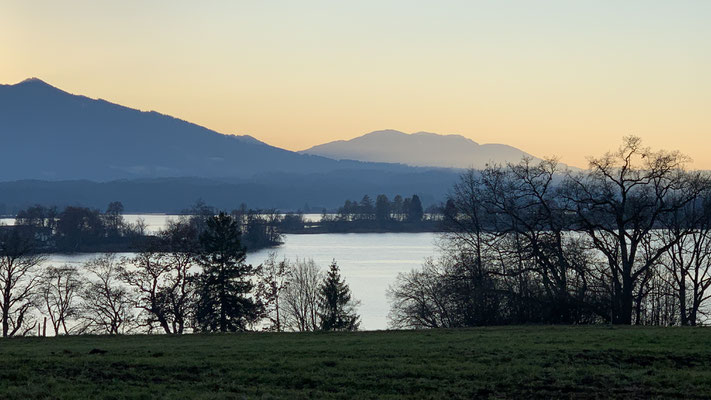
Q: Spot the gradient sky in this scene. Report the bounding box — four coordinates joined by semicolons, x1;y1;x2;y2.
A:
2;0;709;168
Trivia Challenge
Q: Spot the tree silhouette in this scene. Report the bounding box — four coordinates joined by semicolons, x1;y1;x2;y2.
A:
105;201;124;236
563;136;707;324
408;194;424;222
318;260;360;331
0;229;44;337
375;194;391;222
195;212;261;332
360;195;375;220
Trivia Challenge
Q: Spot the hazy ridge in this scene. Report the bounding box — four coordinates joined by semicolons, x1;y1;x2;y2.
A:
0;79;546;212
0;78;414;181
302;129;541;169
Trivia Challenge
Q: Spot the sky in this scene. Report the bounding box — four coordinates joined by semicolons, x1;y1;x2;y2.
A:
1;0;709;169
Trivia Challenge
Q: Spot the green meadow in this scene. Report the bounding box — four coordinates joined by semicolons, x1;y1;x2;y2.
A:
1;326;709;399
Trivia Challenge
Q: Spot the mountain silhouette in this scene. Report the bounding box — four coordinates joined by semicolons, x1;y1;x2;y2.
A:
0;79;465;211
0;78;411;181
301;129;541;169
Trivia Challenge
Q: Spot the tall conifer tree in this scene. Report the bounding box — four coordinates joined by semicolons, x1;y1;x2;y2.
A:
318;260;360;331
195;212;261;332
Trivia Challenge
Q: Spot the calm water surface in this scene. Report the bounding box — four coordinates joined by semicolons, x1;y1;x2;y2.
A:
247;233;439;330
37;231;439;331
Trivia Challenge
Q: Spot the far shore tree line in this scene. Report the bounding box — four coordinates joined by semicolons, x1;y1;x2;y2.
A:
9;202;147;252
302;194;443;233
330;194;428;223
3;202;286;252
3;194;445;252
389;137;711;328
0;212;360;337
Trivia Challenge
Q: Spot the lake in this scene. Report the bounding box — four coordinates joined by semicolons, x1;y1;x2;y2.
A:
247;233;440;330
3;213;441;330
37;231;440;331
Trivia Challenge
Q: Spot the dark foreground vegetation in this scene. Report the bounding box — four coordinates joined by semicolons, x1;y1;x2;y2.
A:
0;209;360;337
391;137;711;328
0;326;710;399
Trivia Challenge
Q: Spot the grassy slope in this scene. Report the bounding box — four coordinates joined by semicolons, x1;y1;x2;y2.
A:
0;326;710;399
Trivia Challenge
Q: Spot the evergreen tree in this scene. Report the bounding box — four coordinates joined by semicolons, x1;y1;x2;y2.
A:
318;260;360;331
375;194;391;222
408;194;424;222
402;197;411;222
195;212;261;332
393;195;404;221
443;198;458;224
360;195;375;220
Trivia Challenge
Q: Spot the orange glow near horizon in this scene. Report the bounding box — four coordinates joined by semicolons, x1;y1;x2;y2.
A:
1;1;709;169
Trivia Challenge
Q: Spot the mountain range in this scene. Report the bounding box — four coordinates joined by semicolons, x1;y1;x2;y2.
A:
0;78;545;212
0;78;416;181
302;130;539;169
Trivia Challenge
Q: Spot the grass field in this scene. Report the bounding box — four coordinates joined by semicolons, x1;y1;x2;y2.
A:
1;326;710;399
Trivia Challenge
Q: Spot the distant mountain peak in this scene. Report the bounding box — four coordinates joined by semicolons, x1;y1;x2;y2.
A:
232;134;267;146
301;129;541;169
4;77;67;96
20;77;44;83
359;130;479;146
0;79;421;181
16;77;52;87
360;129;404;138
411;131;480;146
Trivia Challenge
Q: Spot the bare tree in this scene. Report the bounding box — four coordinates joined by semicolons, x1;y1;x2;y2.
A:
388;257;455;329
78;255;135;335
163;221;199;334
126;217;147;237
562;136;708;324
390;137;709;328
439;160;601;325
388;252;504;329
281;258;321;332
121;232;197;334
38;265;82;335
256;253;290;332
121;252;175;333
440;168;490;271
655;196;711;325
480;158;599;322
0;229;45;337
104;201;125;237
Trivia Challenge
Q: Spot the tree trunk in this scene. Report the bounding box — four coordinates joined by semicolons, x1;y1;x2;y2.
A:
220;264;227;332
2;307;8;337
679;280;688;326
619;278;634;325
